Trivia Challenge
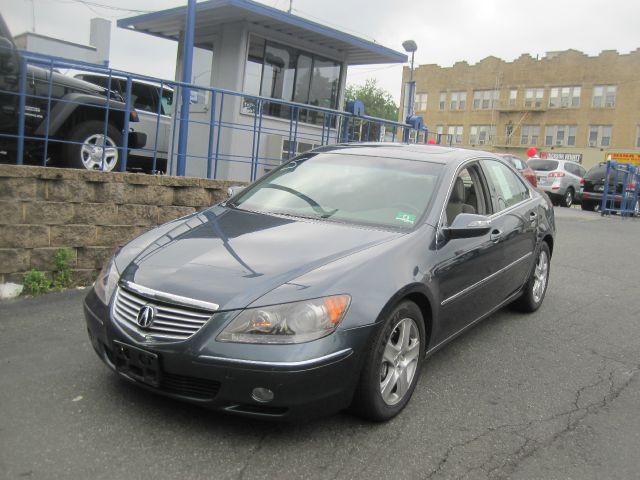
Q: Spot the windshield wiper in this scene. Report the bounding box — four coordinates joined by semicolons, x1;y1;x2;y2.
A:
261;184;337;218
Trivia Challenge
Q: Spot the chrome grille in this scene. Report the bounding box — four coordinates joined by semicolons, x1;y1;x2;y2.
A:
112;286;214;340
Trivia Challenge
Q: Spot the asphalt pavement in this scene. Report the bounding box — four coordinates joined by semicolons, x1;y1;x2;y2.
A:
1;207;639;480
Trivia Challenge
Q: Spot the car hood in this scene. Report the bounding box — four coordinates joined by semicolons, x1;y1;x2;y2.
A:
119;206;402;310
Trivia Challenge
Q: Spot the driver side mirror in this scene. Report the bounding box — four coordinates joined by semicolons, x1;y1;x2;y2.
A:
442;213;491;239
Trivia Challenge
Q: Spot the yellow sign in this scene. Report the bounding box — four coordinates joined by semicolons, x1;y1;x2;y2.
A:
605;152;640;165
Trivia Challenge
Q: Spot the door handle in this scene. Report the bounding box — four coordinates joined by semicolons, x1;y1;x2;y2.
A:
490;229;503;242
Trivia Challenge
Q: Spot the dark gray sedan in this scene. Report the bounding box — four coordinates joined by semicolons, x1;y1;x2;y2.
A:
83;144;555;421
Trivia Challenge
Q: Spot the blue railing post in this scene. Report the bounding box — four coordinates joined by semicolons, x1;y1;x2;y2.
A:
16;57;28;165
101;73;113;171
206;91;217;179
120;76;132;172
176;0;197;176
169;84;179;175
42;59;55;166
250;98;259;179
253;100;264;181
213;93;224;179
152;79;164;173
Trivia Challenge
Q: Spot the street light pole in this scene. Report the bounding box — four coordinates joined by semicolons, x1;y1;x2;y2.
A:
402;40;418;118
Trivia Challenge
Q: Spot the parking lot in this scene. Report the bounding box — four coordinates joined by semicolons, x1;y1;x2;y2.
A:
1;207;639;480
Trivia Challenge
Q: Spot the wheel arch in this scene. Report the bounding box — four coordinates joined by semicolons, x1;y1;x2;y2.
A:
543;234;554;258
374;284;434;349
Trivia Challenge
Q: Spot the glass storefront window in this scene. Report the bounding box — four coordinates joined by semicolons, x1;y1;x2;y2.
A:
242;36;342;126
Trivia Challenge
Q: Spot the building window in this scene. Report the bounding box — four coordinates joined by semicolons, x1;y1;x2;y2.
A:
414;93;428;112
439;92;446;111
469;125;495;145
508;89;518;107
520;125;540;145
242;35;341;125
524;88;544;108
449;91;466;111
472;90;499;110
545;125;577;146
592;85;617;108
549;86;581;108
282;140;316;161
447;125;463;144
588;125;612;147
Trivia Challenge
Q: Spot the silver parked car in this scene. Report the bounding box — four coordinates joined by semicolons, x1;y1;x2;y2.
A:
528;158;586;207
75;74;173;173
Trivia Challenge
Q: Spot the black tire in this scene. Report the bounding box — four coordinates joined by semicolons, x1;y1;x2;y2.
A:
62;121;122;171
561;188;574;208
512;242;551;313
350;301;425;422
581;201;596;211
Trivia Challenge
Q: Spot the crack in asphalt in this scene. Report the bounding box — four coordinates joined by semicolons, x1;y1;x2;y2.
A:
237;431;269;480
422;357;640;480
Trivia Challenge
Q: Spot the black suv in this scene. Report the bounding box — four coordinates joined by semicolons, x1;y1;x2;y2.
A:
581;163;640;215
0;15;146;171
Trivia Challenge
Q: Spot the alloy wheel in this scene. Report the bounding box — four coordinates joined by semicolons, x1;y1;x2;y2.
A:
80;133;119;171
532;249;549;303
379;317;420;405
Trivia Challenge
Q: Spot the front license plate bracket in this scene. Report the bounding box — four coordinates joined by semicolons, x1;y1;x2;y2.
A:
113;340;161;387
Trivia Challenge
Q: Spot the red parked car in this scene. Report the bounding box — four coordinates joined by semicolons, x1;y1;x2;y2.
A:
499;154;537;187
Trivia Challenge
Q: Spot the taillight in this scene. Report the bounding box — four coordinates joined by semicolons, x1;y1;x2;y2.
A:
548;171;565;178
580;178;584;185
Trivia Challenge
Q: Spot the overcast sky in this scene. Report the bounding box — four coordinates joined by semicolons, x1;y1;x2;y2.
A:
3;0;640;102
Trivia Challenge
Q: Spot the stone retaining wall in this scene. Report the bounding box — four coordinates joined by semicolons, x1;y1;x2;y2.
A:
0;165;241;285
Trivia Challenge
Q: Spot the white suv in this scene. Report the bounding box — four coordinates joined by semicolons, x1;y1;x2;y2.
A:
528;158;586;207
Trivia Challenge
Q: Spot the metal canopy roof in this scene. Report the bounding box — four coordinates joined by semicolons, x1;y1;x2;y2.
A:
117;0;407;65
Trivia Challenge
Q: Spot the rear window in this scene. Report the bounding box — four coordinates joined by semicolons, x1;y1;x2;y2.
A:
528;160;559;171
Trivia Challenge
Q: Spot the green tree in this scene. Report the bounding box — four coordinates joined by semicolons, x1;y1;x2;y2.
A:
344;79;399;121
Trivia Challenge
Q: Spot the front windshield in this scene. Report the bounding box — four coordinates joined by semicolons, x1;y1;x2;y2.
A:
230;152;443;229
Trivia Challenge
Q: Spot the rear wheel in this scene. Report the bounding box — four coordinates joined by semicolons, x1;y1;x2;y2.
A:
581;201;596;211
512;242;550;313
350;301;425;421
561;188;574;207
62;121;122;171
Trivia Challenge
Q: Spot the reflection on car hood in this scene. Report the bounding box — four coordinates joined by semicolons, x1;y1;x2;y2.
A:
120;206;402;310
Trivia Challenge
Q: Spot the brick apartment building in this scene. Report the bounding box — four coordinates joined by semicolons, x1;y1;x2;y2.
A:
401;49;640;168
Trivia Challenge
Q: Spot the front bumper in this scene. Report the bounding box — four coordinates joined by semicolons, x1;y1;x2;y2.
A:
83;288;374;420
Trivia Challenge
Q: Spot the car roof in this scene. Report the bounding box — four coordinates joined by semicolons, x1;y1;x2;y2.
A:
312;143;501;166
75;73;174;92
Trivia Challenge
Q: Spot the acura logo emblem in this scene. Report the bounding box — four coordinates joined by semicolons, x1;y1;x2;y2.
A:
136;304;156;329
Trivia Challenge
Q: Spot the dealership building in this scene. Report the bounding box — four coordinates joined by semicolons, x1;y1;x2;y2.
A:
401;48;640;168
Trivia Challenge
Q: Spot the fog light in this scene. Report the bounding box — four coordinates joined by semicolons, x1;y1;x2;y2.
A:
252;387;274;403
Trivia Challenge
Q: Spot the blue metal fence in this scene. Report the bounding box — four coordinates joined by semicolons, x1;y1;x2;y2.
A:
0;47;452;181
600;161;640;217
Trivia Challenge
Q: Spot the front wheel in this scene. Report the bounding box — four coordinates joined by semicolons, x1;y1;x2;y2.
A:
512;242;551;313
350;301;425;421
62;121;122;171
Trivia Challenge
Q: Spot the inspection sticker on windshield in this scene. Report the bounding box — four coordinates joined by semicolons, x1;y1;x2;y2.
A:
395;212;416;225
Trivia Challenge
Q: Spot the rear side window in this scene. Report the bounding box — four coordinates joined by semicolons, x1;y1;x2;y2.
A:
482;159;530;212
564;163;577;176
528;160;559;171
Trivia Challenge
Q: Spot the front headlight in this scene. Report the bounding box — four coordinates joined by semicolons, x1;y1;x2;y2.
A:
94;256;120;305
217;295;350;344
